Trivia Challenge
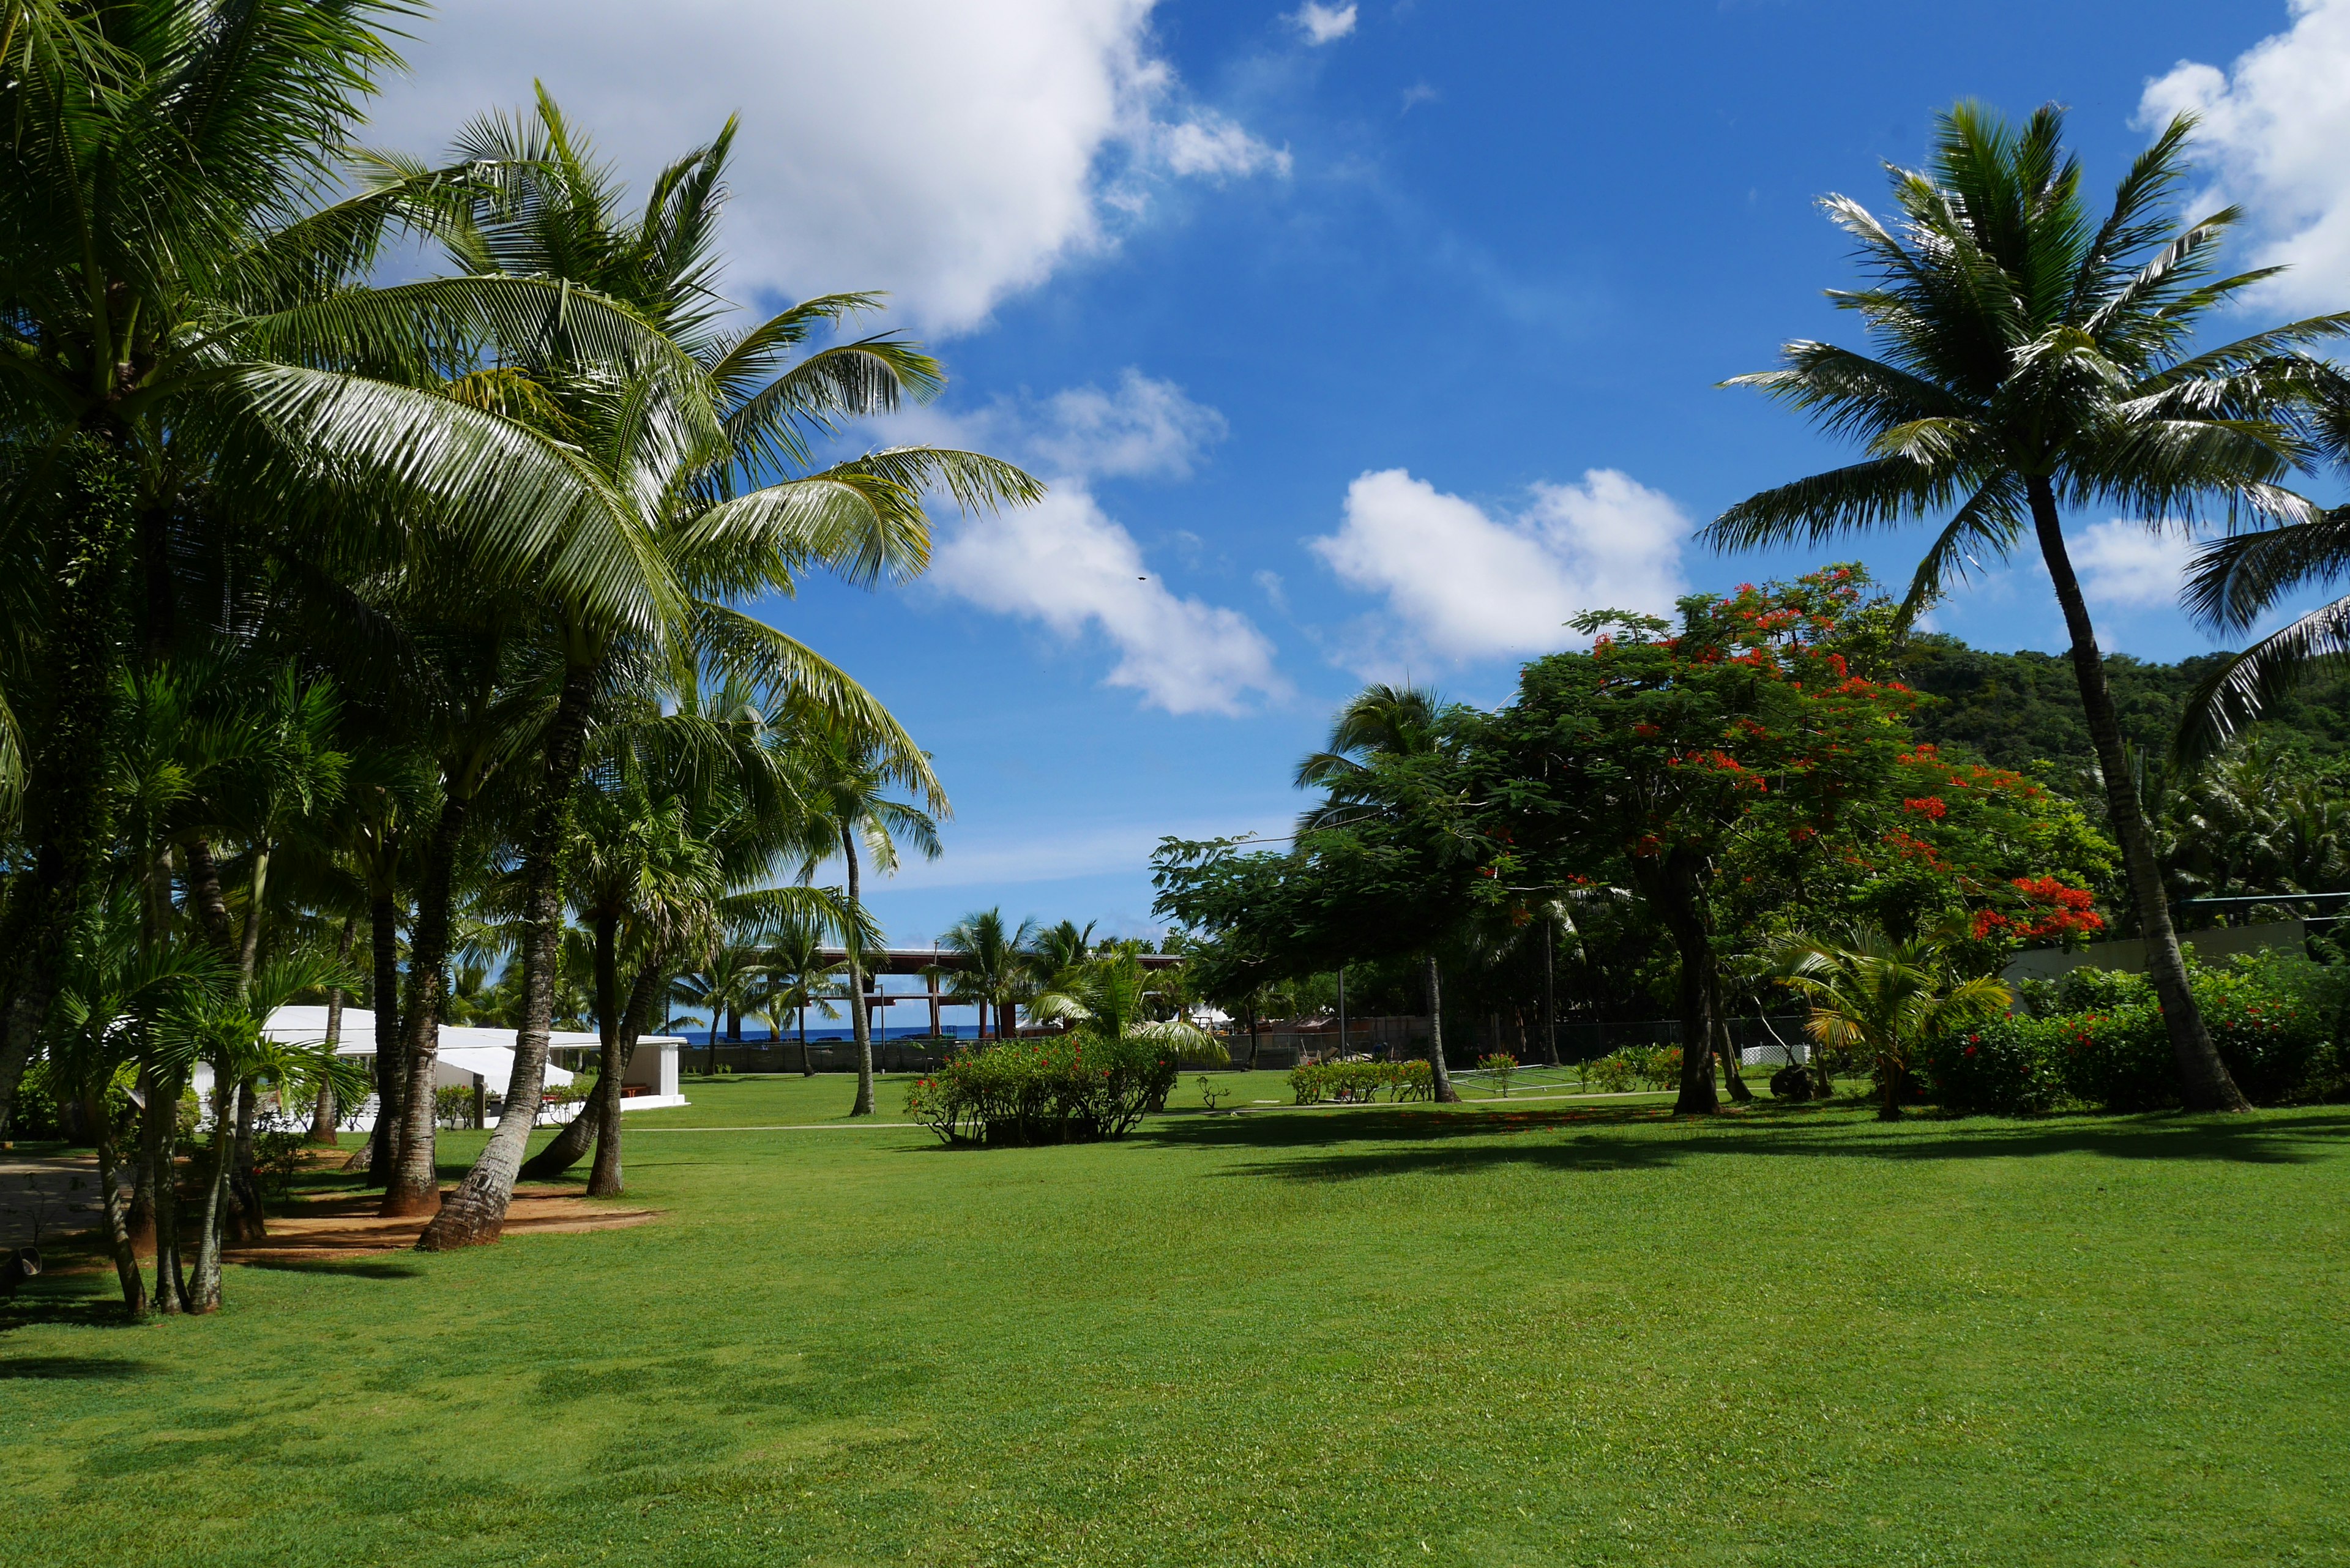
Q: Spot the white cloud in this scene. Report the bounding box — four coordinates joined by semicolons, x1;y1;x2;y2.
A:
2070;521;2196;611
2139;1;2350;310
1160;113;1293;178
931;488;1287;715
1289;2;1359;45
1308;468;1688;670
364;1;1285;334
1022;370;1229;479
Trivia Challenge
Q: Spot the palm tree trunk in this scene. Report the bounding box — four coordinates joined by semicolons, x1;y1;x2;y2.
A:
312;918;356;1143
364;889;403;1183
2029;477;2248;1111
799;1002;813;1076
525;914;620;1187
588;961;666;1197
421;665;595;1249
1423;953;1460;1102
845;827;876;1116
188;1077;240;1314
0;438;134;1137
384;793;472;1217
92;1096;147;1318
236;844;272;992
143;1067;186;1313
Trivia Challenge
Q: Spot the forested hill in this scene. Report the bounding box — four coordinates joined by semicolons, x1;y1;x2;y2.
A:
1897;635;2350;771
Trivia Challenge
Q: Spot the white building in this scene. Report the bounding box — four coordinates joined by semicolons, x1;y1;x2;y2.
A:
206;1007;688;1129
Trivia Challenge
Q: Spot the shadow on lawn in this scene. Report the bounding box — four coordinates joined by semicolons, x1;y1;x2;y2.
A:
1140;1102;2350;1181
238;1256;423;1280
0;1353;161;1379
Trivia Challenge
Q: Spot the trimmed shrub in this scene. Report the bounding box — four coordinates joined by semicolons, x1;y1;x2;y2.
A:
905;1034;1165;1146
1923;950;2343;1114
1289;1058;1434;1105
1477;1052;1518;1096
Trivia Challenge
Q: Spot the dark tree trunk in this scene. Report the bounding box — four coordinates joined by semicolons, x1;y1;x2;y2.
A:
2027;477;2248;1112
364;889;403;1184
0;438;134;1135
91;1094;147;1318
845;828;875;1116
143;1067;187;1313
384;791;472;1216
421;664;595;1250
1424;953;1460;1102
588;961;666;1198
1649;849;1721;1116
188;1078;240;1314
524;914;620;1187
311;917;357;1143
228;1081;264;1242
799;1004;814;1076
1541;921;1559;1066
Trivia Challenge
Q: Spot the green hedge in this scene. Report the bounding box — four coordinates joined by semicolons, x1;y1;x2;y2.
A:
1919;951;2343;1114
1289;1059;1434;1105
905;1035;1176;1146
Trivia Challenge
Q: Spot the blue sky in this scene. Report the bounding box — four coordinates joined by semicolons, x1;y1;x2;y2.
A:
370;1;2350;956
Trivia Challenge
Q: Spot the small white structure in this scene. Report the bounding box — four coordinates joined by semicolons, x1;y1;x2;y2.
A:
205;1007;687;1129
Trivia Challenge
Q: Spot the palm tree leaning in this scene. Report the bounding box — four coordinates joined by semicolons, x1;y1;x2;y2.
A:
1707;103;2350;1113
1762;925;2011;1120
412;97;1025;1244
800;719;945;1115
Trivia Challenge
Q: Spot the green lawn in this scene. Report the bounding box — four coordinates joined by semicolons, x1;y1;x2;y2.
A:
6;1075;2347;1566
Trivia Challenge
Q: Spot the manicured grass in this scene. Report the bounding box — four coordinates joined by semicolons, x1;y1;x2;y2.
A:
6;1076;2348;1566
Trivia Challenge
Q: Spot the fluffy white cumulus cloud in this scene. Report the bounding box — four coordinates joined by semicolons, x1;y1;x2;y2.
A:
2140;1;2350;310
2070;521;2198;611
1289;3;1359;45
1012;369;1229;479
931;489;1286;715
364;1;1285;333
1310;468;1688;671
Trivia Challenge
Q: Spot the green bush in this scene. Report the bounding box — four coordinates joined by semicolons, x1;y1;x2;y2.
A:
1923;950;2341;1114
2;1060;65;1140
1588;1044;1682;1093
905;1034;1166;1146
1288;1058;1433;1105
1477;1052;1518;1096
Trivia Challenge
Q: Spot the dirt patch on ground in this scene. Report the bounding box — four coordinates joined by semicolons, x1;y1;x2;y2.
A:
228;1187;659;1260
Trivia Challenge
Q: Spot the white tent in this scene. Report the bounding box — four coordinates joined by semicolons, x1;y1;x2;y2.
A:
193;1007;688;1129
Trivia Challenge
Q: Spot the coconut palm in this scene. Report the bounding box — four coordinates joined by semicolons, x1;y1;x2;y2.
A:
1761;925;2010;1120
940;909;1042;1045
1705;103;2350;1113
758;913;845;1073
798;719;944;1116
0;1;702;1136
2176;370;2350;753
411;96;1029;1246
673;944;767;1075
1025;919;1099;999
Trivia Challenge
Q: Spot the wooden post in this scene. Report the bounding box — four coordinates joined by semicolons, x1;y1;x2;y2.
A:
470;1073;485;1130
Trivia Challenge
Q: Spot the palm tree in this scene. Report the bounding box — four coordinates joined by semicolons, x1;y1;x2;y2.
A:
759;913;845;1073
799;720;945;1116
941;909;1042;1044
1762;925;2011;1120
413;96;1028;1247
1296;684;1468;1102
1026;919;1099;998
673;944;767;1075
0;1;698;1136
1705;103;2349;1114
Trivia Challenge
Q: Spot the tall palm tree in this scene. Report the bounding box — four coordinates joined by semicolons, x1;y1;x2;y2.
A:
1296;684;1467;1101
941;909;1042;1043
673;944;767;1075
1762;925;2011;1120
0;1;698;1135
1705;103;2349;1113
1026;919;1099;1000
799;720;945;1116
414;97;1029;1246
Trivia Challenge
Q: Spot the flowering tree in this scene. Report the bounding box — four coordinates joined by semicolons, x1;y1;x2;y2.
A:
1478;569;1922;1114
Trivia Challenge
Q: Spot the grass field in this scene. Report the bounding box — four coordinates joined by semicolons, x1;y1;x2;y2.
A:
6;1073;2347;1567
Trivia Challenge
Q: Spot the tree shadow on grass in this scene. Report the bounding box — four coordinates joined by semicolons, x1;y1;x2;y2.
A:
237;1256;422;1280
1140;1102;2350;1181
0;1353;162;1379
